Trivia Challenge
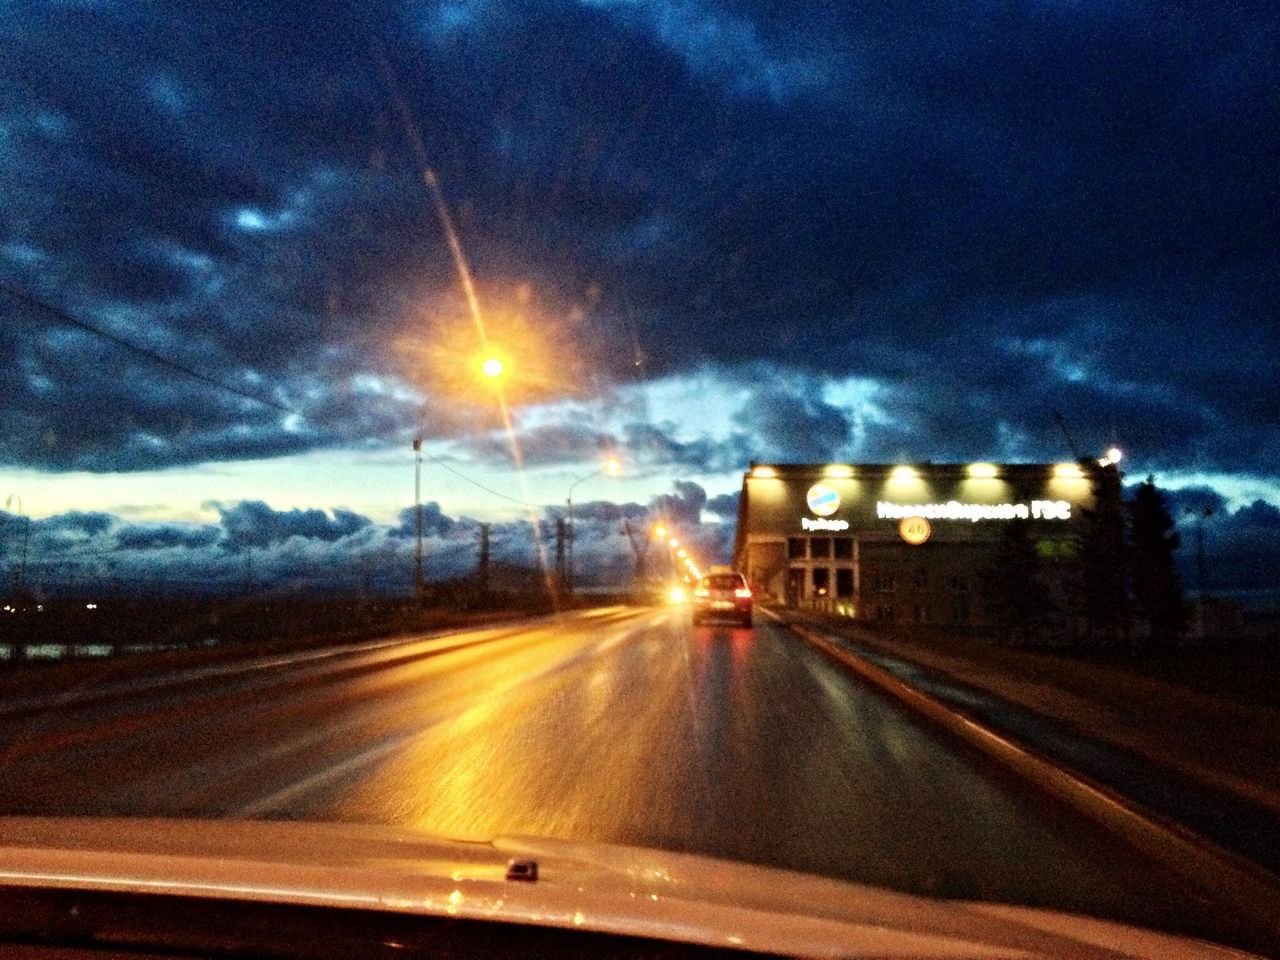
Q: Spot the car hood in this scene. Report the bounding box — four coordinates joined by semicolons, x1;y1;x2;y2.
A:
0;817;1258;959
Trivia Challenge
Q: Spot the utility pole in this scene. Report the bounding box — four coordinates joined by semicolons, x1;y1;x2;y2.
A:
554;518;567;593
4;494;28;598
622;519;649;584
477;523;491;598
1186;505;1213;598
413;437;424;599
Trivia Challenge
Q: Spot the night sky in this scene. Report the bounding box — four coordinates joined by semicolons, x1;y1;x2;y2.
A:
1;1;1276;598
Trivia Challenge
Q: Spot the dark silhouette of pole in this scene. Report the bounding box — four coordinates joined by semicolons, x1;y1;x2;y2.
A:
1186;505;1213;598
4;494;28;597
477;523;491;597
554;518;567;593
413;437;424;598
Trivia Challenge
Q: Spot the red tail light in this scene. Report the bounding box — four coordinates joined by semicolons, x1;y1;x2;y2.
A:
734;587;752;598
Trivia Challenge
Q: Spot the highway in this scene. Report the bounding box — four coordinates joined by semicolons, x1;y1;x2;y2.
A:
0;606;1266;951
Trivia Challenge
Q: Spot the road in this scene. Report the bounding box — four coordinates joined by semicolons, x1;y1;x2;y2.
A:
0;606;1265;951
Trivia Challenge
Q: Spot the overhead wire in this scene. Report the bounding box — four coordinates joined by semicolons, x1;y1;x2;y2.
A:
0;281;294;414
421;453;544;511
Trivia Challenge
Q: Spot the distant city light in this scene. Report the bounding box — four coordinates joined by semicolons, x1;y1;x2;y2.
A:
85;603;98;610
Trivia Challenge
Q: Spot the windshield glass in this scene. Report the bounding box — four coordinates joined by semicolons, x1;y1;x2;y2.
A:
702;575;743;591
1;2;1278;958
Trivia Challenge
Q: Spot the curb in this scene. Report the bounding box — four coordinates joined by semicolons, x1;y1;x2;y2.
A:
786;620;1280;943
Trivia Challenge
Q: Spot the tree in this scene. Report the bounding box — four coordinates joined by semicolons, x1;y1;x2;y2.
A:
1129;476;1187;646
984;519;1053;645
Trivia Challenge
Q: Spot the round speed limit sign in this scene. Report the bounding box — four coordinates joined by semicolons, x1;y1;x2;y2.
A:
899;516;931;545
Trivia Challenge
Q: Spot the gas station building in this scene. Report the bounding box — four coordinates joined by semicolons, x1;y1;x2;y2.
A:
732;462;1107;627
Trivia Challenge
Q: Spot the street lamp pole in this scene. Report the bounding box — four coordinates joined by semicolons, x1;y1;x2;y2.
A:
4;494;27;598
564;457;619;596
412;438;424;599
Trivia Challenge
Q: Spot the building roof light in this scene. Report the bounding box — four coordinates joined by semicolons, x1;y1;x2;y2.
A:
889;465;919;481
751;465;778;478
967;463;999;479
822;464;854;478
1054;462;1085;478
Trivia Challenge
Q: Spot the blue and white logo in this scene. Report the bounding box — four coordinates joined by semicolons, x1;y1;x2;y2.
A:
806;483;840;517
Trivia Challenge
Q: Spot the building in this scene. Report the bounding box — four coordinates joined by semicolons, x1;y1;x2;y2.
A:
732;461;1116;629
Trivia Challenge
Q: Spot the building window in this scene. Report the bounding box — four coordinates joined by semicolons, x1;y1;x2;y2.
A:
833;537;853;560
787;568;805;603
787;537;806;559
812;567;830;596
810;537;831;558
836;568;854;598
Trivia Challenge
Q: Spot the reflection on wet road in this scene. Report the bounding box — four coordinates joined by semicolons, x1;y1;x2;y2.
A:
0;607;1258;948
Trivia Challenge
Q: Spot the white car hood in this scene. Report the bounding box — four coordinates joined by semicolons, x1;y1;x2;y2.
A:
0;817;1259;959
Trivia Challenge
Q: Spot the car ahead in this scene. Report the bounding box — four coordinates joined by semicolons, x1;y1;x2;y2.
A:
691;572;753;627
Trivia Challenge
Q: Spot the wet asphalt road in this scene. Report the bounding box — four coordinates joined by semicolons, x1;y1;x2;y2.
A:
0;607;1265;951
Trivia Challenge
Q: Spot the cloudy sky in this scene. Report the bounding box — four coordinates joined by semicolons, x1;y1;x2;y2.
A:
1;1;1276;596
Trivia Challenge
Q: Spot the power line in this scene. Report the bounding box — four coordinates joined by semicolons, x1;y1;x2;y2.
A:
422;454;543;510
1;281;294;414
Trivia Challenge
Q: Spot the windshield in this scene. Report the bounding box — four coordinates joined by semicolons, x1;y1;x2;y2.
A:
701;575;744;591
1;2;1278;958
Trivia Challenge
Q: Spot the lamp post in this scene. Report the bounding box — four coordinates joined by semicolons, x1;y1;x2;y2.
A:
1184;504;1214;599
412;438;424;599
4;494;28;598
565;457;620;596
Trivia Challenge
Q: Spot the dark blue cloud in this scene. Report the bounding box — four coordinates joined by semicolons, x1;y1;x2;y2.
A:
390;502;461;538
0;0;1275;485
214;500;372;549
705;491;740;518
115;524;221;551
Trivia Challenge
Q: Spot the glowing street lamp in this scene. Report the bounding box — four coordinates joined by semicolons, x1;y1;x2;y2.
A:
481;356;505;379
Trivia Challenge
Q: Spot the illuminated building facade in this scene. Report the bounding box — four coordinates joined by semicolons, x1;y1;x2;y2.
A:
732;462;1115;628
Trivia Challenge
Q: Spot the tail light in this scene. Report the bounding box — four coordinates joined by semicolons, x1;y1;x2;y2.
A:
735;587;752;598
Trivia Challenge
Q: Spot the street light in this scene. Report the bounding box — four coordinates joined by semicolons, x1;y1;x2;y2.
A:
565;456;621;595
481;356;505;379
3;494;28;598
411;438;424;598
